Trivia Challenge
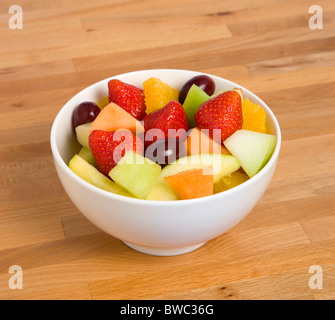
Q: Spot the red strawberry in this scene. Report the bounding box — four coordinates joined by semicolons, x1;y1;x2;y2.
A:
143;100;189;147
194;90;242;143
108;79;146;120
89;130;144;177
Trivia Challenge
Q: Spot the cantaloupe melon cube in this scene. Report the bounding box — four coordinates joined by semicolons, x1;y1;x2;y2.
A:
164;168;213;200
185;127;230;156
89;102;144;135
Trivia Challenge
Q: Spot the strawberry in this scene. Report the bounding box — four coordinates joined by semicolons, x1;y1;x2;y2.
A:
194;90;242;143
108;79;146;120
89;130;144;177
143;100;189;147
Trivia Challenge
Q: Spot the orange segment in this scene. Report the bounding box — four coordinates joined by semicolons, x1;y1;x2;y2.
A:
164;168;213;200
89;102;144;135
214;171;249;193
185;127;230;156
242;99;266;133
143;77;179;114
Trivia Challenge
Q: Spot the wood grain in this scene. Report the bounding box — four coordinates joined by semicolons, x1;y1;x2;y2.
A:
0;0;334;300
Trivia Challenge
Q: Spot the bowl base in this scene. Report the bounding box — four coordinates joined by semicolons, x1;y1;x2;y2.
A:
123;241;206;256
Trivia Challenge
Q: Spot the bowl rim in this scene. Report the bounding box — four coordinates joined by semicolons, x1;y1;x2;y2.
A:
50;68;281;206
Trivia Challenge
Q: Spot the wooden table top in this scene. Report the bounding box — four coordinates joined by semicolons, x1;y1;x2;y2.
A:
1;0;334;300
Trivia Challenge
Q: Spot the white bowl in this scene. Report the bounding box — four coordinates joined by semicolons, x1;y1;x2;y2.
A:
50;69;281;256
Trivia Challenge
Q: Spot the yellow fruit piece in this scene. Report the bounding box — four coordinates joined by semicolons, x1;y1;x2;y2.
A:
214;171;249;193
97;96;109;109
143;77;179;114
242;99;267;133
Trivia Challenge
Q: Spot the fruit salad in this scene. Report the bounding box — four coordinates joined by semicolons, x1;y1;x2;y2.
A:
68;74;277;201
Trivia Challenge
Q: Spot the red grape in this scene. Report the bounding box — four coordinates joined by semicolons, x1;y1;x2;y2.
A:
145;138;186;167
72;101;100;129
178;75;216;104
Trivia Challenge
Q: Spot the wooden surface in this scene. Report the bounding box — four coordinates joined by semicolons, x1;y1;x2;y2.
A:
0;0;335;300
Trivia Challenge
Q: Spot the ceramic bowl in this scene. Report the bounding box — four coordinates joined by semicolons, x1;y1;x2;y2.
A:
50;69;281;256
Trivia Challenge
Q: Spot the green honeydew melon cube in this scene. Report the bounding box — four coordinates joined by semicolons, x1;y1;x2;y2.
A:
182;84;210;128
146;181;179;201
68;154;132;197
75;122;92;148
77;146;96;167
224;129;277;178
109;151;162;199
160;153;240;184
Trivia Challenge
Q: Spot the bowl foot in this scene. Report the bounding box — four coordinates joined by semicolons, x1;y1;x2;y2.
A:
122;241;206;256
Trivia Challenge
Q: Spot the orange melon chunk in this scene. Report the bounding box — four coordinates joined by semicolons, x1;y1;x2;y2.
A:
89;102;144;135
164;168;213;200
185;127;230;156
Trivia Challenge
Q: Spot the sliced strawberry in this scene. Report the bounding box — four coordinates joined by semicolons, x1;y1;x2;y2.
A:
108;79;146;120
194;90;242;143
143;100;189;147
89;130;144;177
